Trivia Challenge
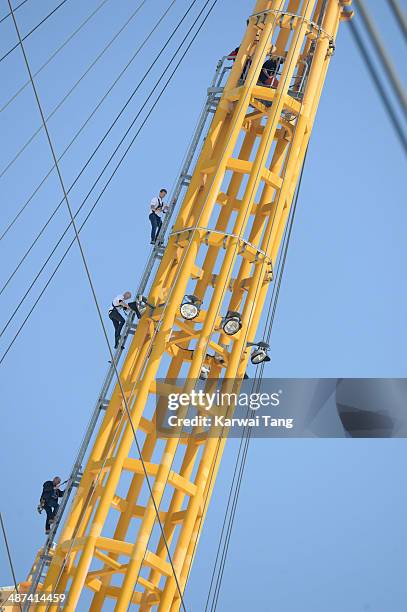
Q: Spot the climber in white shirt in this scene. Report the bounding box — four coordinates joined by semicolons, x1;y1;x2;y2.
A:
149;188;169;244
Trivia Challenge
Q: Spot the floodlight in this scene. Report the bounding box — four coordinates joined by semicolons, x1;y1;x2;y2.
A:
248;341;271;365
180;295;201;320
200;364;210;380
221;311;242;336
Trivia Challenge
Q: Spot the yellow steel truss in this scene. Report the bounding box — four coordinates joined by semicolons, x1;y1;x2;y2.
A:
31;1;350;609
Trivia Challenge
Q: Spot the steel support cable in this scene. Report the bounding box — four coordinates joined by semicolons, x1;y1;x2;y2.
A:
0;0;148;180
258;217;290;344
386;0;407;39
202;166;310;612
209;408;254;612
354;0;407;117
0;0;201;340
204;216;289;611
258;160;304;351
1;0;112;114
240;137;301;364
209;394;258;612
208;120;309;604
204;184;288;610
0;0;29;25
348;18;407;154
0;512;22;612
180;2;310;601
265;156;307;338
203;225;282;610
0;0;177;245
0;0;70;64
7;3;190;608
40;5;219;607
203;361;262;612
214;163;307;612
207;150;308;612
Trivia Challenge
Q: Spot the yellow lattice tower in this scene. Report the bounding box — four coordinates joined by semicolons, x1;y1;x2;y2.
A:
32;0;351;609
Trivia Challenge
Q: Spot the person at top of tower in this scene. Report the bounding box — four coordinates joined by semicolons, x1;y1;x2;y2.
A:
37;477;64;535
149;189;169;245
258;48;281;89
227;46;239;61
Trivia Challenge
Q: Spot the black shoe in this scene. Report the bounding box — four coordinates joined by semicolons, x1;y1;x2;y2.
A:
150;241;155;245
45;529;50;535
114;344;118;350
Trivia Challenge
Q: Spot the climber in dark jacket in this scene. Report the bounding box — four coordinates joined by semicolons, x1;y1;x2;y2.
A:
38;476;64;534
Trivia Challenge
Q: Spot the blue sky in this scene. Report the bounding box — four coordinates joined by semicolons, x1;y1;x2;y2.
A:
0;0;406;609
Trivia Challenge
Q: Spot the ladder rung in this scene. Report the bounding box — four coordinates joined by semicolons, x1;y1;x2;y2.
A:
181;173;192;186
153;246;165;259
128;323;137;335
